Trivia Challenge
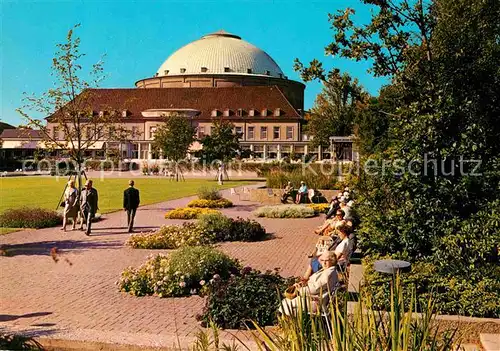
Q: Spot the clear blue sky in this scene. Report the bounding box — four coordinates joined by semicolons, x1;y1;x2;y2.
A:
1;0;387;126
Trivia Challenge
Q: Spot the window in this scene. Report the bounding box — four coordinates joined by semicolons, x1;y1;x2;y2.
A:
278;73;283;78
164;70;169;75
249;109;255;117
211;109;220;117
286;126;294;140
86;126;93;140
265;70;270;75
155;73;159;77
248;126;255;139
108;126;116;138
224;67;230;72
237;108;244;117
260;126;268;139
52;127;57;139
198;126;205;138
99;111;105;118
180;68;186;73
210;126;216;135
247;68;252;74
274;108;281;117
131;126;139;139
261;109;269;117
149;126;157;139
223;109;231;117
201;67;208;73
122;110;129;118
273;126;280;139
235;126;243;139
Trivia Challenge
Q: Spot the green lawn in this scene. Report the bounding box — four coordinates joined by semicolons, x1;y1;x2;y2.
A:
0;227;20;235
0;177;255;214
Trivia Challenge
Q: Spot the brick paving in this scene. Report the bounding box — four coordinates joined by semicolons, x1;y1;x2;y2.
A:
0;184;360;349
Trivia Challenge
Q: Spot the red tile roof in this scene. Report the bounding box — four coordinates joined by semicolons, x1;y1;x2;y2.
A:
50;86;301;121
0;129;41;139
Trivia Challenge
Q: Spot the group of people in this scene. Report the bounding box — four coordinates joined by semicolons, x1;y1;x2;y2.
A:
280;187;357;316
281;181;309;204
61;179;140;235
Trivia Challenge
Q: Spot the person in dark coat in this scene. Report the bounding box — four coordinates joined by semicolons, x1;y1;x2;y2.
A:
123;180;140;233
79;179;99;236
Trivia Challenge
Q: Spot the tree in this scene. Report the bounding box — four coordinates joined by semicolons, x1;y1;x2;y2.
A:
17;24;133;191
152;113;196;181
195;120;249;178
306;72;368;149
296;0;500;317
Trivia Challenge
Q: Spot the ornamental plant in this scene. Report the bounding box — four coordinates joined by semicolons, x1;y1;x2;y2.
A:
164;207;220;219
307;203;330;215
254;204;316;218
187;198;233;208
126;223;215;249
118;246;241;298
199;267;294;329
0;207;62;229
197;187;222;201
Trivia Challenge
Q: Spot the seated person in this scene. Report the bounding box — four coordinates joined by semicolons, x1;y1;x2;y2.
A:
325;196;340;219
295;181;308;204
314;209;345;236
280;251;339;315
307;220;351;277
334;221;350;268
281;181;294;203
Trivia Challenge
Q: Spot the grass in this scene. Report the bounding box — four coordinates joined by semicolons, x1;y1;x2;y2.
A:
0;177;254;214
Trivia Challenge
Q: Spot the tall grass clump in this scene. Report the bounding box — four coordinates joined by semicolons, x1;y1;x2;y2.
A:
251;275;460;351
197;187;222;201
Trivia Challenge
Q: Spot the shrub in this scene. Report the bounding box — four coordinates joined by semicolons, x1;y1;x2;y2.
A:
118;246;241;298
187;198;233;208
307;203;330;214
265;168;342;190
126;223;214;249
254;204;316;218
0;207;62;228
199;267;294;329
362;255;500;318
164;207;220;219
197;187;222;201
197;212;233;242
230;217;267;242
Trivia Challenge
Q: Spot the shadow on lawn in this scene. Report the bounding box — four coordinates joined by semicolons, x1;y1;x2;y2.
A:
0;239;122;257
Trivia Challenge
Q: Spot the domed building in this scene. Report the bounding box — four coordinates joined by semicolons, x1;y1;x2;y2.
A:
3;30;355;164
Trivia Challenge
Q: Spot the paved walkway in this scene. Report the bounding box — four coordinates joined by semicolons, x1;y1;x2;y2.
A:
0;184;361;349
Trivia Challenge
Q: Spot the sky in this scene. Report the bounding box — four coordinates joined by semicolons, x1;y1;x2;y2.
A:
1;0;388;127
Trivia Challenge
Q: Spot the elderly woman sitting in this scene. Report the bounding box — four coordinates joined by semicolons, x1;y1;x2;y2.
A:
280;251;339;316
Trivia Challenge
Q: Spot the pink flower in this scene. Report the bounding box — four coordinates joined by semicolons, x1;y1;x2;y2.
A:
179;281;186;288
199;280;206;286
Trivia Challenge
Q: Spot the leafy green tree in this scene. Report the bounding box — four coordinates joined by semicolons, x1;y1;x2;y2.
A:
306;72;368;149
152;114;196;181
17;24;132;191
297;0;500;317
196;120;249;173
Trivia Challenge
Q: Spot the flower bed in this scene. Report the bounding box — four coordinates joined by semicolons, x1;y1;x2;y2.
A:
307;203;330;214
199;267;294;329
126;223;214;249
187;198;233;208
128;213;267;249
253;204;316;218
0;207;62;229
118;246;241;298
164;207;220;219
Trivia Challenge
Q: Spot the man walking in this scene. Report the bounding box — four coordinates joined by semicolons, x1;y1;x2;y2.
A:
79;180;99;236
123;180;140;233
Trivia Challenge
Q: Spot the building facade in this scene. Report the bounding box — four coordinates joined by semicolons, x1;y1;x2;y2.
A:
1;30;357;163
